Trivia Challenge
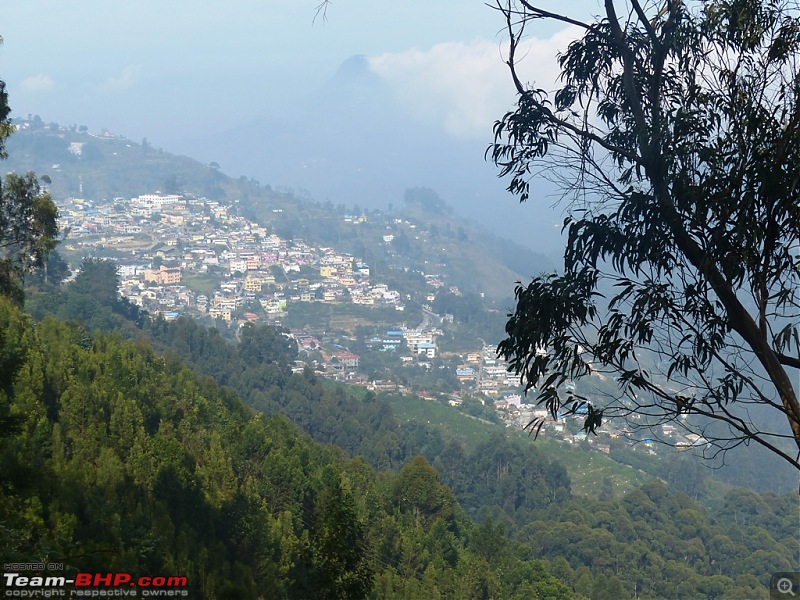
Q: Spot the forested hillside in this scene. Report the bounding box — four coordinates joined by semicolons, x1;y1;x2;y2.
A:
12;263;798;598
0;121;794;600
4;1;800;594
0;297;575;599
144;315;796;599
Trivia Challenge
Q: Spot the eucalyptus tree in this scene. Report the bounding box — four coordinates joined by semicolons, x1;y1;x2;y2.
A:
0;172;59;302
0;42;59;302
490;0;800;469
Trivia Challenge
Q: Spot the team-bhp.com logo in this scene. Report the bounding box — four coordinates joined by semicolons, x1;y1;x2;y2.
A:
3;571;188;597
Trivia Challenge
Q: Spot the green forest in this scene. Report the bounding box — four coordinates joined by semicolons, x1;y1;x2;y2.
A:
1;264;797;599
0;296;573;599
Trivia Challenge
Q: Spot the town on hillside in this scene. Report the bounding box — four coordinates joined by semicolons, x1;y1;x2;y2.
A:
56;189;701;454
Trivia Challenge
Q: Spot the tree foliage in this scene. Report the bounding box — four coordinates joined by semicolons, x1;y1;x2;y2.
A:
0;65;58;303
0;78;11;153
28;258;146;331
13;283;795;597
491;0;800;468
0;296;590;599
0;172;59;304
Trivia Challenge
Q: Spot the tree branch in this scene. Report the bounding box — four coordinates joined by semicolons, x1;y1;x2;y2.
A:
515;1;593;30
605;0;800;449
777;352;800;370
497;1;645;166
630;0;659;46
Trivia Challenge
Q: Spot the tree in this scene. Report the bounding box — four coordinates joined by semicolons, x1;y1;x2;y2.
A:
490;0;800;469
299;466;373;600
0;58;58;303
0;173;59;304
0;79;12;152
69;258;121;307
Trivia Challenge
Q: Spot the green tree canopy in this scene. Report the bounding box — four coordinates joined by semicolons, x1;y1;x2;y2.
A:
0;80;11;155
0;170;59;305
0;59;59;303
490;0;800;468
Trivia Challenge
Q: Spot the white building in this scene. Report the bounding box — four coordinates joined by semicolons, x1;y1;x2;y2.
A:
134;193;184;208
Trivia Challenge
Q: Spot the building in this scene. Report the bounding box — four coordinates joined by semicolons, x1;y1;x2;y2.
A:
416;342;437;358
404;331;435;353
134;193;184;209
332;351;360;369
143;265;181;285
244;275;264;293
209;307;232;322
456;367;476;382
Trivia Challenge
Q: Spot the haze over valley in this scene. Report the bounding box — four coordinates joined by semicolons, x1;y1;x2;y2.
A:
166;54;567;252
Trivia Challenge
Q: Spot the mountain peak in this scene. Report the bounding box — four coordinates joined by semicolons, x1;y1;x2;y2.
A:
322;54;387;100
334;54;372;79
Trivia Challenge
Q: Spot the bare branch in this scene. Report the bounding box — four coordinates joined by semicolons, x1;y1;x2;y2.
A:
516;1;593;30
313;0;331;24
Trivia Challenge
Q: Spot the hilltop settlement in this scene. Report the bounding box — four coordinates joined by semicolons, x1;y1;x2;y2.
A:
53;183;700;454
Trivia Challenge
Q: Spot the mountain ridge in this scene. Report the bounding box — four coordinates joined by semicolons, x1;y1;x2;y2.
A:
4;118;554;301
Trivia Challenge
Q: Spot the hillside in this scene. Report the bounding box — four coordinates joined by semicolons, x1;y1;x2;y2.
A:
11;278;796;599
5;120;552;303
12;119;795;497
0;296;581;599
5;117;798;599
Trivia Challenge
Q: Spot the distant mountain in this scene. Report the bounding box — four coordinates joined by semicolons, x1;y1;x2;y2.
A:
165;55;567;255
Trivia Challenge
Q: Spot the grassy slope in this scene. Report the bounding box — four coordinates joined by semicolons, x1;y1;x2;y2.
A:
386;392;659;497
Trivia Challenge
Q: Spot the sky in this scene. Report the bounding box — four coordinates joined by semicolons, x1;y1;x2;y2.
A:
0;0;601;250
0;1;600;141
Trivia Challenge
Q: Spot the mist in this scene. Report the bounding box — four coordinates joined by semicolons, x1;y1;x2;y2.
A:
166;55;567;256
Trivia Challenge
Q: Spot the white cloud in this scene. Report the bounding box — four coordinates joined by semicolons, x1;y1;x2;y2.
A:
368;26;581;139
96;66;140;93
19;74;55;94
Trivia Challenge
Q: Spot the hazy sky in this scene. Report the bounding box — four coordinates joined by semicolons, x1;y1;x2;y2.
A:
1;1;603;252
0;1;599;145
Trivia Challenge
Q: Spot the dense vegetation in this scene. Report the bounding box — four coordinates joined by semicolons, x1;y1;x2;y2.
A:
0;297;576;599
145;313;798;599
10;264;797;598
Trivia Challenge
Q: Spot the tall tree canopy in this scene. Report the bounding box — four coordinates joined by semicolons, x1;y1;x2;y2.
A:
490;0;800;469
0;51;59;303
0;172;59;302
